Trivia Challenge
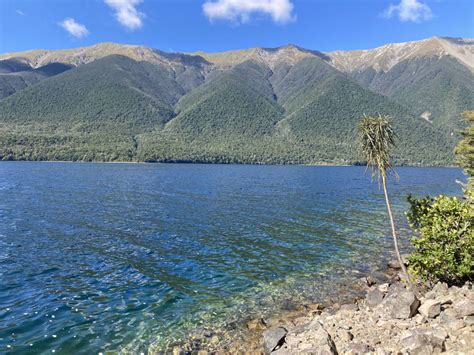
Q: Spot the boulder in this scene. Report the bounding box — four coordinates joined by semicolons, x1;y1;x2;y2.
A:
400;330;445;354
457;330;474;350
263;327;287;353
311;323;338;355
432;282;449;295
437;295;453;305
419;299;441;318
366;288;384;308
280;321;337;355
383;282;420;319
440;310;465;332
464;315;474;326
453;299;474;318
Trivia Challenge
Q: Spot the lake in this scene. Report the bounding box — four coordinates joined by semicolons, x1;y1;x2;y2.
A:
0;162;464;354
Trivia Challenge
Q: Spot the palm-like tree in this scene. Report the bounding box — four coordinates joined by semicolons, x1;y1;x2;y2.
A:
358;114;411;286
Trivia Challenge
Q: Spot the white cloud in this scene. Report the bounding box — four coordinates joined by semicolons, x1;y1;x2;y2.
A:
16;10;25;16
202;0;296;24
104;0;144;30
59;18;89;38
383;0;433;22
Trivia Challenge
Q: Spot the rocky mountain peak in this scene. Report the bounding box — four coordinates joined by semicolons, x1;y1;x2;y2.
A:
194;44;319;69
327;36;474;73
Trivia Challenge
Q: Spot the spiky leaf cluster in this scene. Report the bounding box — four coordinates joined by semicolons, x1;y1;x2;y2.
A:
358;114;396;180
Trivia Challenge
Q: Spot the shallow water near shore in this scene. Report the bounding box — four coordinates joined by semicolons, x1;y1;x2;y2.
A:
0;162;464;354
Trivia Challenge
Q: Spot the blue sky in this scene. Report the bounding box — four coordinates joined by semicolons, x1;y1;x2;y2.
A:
1;0;473;54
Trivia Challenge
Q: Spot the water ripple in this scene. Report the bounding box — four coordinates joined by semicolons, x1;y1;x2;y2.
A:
0;162;464;354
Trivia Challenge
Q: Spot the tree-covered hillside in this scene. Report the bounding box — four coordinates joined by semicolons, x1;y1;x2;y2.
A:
137;58;455;165
0;59;72;99
0;41;471;165
349;57;474;135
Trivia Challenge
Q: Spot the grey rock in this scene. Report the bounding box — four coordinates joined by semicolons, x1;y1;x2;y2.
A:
340;330;354;342
437;295;453;305
414;313;428;325
291;321;338;355
366;288;384;308
432;282;449;294
443;318;465;332
312;324;338;355
440;309;465;330
411;344;435;355
371;271;391;284
387;259;401;269
425;291;436;300
283;321;337;355
431;327;448;348
263;327;287;353
442;307;458;318
419;299;441;318
456;330;474;350
340;303;359;312
407;327;448;348
345;342;371;354
464;315;474;326
401;330;445;354
383;282;420;319
387;255;408;269
365;275;377;286
377;283;390;293
453;299;474;318
355;277;371;291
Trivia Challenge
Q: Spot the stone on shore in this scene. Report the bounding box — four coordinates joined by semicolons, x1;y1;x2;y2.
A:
280;321;337;355
263;327;287;353
425;282;449;299
419;299;441;318
453;299;474;318
366;287;385;308
382;283;420;319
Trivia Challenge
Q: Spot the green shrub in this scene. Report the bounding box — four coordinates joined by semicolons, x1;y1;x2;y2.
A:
406;194;473;285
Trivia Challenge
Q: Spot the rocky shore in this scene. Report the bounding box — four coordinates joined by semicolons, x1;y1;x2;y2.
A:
259;262;473;355
170;260;473;354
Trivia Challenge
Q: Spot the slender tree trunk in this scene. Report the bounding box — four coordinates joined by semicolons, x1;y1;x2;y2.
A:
381;173;412;288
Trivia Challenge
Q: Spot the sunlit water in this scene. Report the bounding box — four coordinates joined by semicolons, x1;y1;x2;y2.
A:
0;162;464;354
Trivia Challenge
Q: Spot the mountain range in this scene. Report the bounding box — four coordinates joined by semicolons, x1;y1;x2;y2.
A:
0;36;473;164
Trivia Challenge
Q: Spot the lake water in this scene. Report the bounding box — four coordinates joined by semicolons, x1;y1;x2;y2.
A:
0;163;464;354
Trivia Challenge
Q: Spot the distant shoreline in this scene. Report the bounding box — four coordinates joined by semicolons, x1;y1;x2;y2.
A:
0;160;459;168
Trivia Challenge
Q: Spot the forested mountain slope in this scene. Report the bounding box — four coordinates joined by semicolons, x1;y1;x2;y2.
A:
0;37;472;164
328;38;474;135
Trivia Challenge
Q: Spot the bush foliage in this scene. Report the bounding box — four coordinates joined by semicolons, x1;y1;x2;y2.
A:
406;111;474;285
406;194;473;284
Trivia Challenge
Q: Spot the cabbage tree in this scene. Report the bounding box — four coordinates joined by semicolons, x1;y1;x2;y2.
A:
358;114;411;286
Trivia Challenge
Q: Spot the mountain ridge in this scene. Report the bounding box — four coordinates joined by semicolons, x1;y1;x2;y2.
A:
2;36;472;72
0;36;472;165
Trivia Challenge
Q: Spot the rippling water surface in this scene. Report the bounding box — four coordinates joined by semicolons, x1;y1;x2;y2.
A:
0;162;464;354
